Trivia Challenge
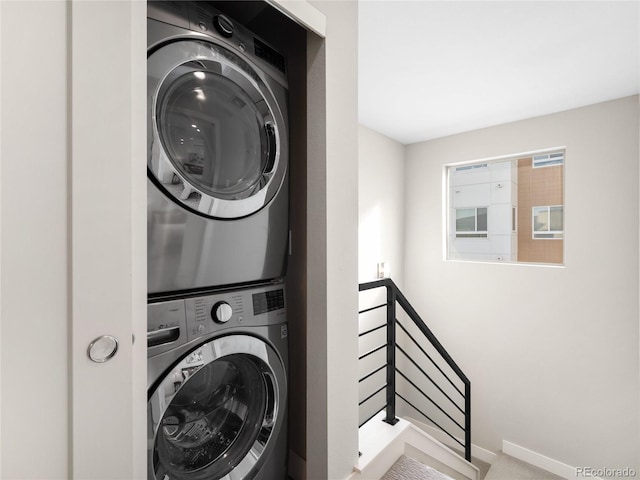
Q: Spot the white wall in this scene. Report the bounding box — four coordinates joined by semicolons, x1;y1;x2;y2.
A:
358;125;406;286
307;2;360;479
357;125;405;428
403;96;639;469
1;2;69;477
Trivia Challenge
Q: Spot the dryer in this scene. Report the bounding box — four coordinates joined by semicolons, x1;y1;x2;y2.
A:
147;1;289;296
147;283;288;480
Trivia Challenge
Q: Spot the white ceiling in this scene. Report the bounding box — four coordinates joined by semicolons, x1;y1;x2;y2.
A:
358;1;640;145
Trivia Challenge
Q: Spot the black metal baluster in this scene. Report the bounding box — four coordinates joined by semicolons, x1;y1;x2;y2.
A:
465;380;471;462
384;283;399;425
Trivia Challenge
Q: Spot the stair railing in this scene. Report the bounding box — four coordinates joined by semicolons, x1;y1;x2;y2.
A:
358;278;471;462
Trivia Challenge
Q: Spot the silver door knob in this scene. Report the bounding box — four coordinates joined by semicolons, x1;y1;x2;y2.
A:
87;335;119;363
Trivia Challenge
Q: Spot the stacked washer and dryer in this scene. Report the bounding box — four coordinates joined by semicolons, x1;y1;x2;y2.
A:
146;2;290;479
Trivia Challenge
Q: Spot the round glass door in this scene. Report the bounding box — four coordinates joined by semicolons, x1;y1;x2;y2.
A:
148;40;287;219
148;336;285;480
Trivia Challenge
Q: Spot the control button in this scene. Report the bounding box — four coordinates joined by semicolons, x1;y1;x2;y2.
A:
212;301;233;323
198;22;207;31
197;324;206;334
213;14;234;38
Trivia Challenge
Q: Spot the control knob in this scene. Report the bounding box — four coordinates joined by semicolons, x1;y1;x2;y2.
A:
212;301;233;323
213;14;234;38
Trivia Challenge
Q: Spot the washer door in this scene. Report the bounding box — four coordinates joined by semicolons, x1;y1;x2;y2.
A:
148;40;287;219
148;335;286;480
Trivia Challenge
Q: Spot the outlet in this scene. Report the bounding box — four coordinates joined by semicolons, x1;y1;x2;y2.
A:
377;261;390;279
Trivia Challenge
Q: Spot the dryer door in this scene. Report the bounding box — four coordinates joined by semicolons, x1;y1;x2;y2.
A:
148;335;286;480
148;39;287;219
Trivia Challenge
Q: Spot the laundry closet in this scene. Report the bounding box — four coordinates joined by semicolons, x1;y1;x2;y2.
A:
0;1;358;479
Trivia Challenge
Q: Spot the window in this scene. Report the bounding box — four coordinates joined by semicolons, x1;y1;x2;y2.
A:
455;163;488;172
447;149;565;265
533;152;564;168
532;206;563;239
455;207;487;238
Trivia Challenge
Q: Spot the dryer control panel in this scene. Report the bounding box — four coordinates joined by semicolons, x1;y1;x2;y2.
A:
147;283;286;356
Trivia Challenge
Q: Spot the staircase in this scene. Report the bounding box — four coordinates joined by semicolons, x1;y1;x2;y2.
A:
354;278;475;480
352;279;567;480
351;412;479;480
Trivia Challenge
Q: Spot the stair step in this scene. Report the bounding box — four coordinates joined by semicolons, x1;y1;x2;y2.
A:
382;455;454;480
351;413;479;480
353;413;412;477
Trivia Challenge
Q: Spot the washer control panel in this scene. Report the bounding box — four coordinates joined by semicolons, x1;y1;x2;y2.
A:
148;283;287;354
185;285;286;341
252;288;285;315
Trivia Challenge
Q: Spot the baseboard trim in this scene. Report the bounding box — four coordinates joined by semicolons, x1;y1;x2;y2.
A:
502;440;601;480
403;416;497;465
288;449;306;480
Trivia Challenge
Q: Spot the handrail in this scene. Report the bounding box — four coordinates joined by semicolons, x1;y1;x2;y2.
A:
358;277;472;462
393;286;469;384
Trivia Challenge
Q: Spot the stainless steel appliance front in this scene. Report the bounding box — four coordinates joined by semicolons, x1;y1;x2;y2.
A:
147;1;289;295
147;283;288;480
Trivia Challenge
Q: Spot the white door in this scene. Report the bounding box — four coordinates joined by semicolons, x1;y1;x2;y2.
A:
69;1;146;478
1;1;146;478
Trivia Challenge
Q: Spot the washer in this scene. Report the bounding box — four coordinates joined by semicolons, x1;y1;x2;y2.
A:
147;1;290;296
147;283;288;480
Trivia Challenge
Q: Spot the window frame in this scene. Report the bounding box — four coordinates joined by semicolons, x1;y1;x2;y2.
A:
454;163;488;173
445;147;566;266
532;205;564;239
532;152;564;168
455;206;488;238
